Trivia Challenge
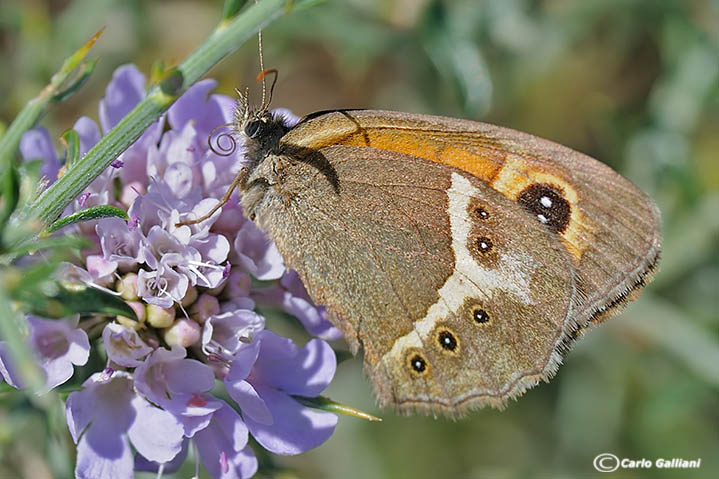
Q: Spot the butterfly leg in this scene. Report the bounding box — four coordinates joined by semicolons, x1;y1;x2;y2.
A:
175;166;249;227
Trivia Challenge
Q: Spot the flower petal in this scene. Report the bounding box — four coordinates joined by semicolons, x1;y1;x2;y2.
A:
20;127;60;184
127;395;183;463
98;64;147;134
75;429;133;479
244;385;337;455
253;333;336;397
195;403;253;479
229;379;273;426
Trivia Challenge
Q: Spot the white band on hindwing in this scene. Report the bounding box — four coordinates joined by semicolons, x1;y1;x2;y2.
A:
383;172;536;362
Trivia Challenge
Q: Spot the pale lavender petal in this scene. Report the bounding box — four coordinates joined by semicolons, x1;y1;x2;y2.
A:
98;64;147;133
133;346;215;418
137;265;188;308
127;395;183;463
102;323;153;367
192;229;230;264
254;330;297;361
194;402;254;479
85;255;118;286
73;116;101;156
254;335;336;397
168;79;235;146
225;338;261;382
135;440;188;474
20;127;60;183
163;162;195;199
167;79;217;132
75;429;133;479
164;357;216;394
96;217;145;267
202;310;264;358
233;221;285;280
244;385;337;455
66;371;135;444
228;379;273;426
177;394;223;438
27;315;90;390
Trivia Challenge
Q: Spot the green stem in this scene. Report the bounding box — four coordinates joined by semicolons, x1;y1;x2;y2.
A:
22;0;313;227
0;30;103;177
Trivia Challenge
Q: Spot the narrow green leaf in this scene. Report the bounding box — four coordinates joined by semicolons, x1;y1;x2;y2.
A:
52;58;99;104
7;235;90;259
223;0;248;20
15;282;136;320
46;205;128;234
60;129;81;167
0;162;20;232
293;395;382;421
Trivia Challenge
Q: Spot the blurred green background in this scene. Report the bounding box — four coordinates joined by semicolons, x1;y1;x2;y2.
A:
1;0;717;478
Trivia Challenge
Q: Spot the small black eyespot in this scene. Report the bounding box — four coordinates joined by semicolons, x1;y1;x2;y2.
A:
473;308;490;324
244;120;263;139
438;330;458;352
410;354;427;374
476;207;490;219
476;236;493;253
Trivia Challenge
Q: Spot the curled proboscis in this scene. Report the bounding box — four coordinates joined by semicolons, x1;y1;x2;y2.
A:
208;123;236;156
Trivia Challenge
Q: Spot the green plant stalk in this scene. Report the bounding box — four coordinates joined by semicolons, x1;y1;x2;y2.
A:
22;0;314;228
0;31;102;177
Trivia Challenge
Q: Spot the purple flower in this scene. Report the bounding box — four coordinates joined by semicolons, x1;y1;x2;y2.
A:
19;127;61;185
194;402;258;479
133;346;222;436
232;220;285;280
26;315;90;390
226;331;338;455
102;323;153;368
202;309;265;360
17;64;344;479
66;370;184;479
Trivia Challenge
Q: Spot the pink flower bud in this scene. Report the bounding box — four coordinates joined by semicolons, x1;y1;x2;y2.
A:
163;318;201;347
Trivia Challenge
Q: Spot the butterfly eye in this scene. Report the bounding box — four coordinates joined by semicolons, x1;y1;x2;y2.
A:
244;120;263;139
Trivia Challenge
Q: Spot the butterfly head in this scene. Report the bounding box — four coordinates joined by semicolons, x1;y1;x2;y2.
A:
232;70;292;173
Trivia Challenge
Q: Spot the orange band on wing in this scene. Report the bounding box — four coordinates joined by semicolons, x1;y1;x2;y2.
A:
337;129;505;184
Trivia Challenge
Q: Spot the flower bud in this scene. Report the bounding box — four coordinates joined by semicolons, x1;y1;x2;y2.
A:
116;301;146;329
180;286;198;307
189;293;220;324
146;304;176;328
163;318;201;347
116;273;139;301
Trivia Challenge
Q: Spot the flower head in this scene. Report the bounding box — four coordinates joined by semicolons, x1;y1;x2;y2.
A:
16;64;343;479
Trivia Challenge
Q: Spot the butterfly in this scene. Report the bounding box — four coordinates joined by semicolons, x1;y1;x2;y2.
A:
183;71;661;417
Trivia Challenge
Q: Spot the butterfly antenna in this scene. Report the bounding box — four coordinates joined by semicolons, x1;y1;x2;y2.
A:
258;28;267;108
257;68;278;111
